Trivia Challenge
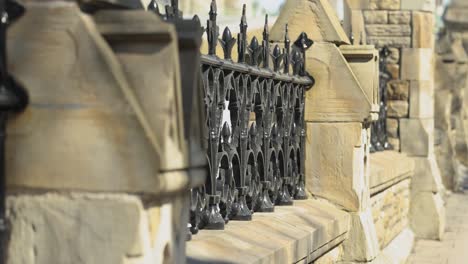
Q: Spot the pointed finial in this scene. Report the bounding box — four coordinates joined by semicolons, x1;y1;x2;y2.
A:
283;24;291;74
248;37;263;66
271;45;284;72
219;27;236;60
262;14;270;69
147;0;161;16
238;4;248;63
293;32;313;76
210;0;217;20
207;0;219;56
291;50;301;75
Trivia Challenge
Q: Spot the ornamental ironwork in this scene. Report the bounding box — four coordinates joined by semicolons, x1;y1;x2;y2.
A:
370;47;393;153
149;0;315;233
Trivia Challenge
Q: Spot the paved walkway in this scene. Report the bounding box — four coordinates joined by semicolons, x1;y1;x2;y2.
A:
407;192;468;264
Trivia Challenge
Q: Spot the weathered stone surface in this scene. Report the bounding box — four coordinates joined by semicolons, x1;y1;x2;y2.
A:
386;118;399;138
387;100;409;118
385;63;400;79
305;43;372;122
367;36;411;48
6;2;193;195
401;48;434;81
435;130;457;190
348;9;367;45
387;47;400;64
388;137;401;151
401;0;436;11
341;209;380;262
388;11;411;24
186;199;350;264
411;155;444;193
400;118;435;157
6;193;189;264
409;80;434;118
369;151;414;195
306;122;370;212
340;45;380;117
271;0;350;44
387;80;408;100
410;192;445;240
371;179;410;249
412;11;435;49
363;10;388;24
369;0;400;10
365;25;411;37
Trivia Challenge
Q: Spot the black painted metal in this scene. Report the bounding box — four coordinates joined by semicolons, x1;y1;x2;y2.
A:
149;0;314;233
0;0;28;261
370;47;393;153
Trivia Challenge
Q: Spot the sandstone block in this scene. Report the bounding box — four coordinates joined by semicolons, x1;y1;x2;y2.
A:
341;208;380;262
435;131;457;190
387;100;409;118
388;11;411;24
401;48;434;81
409;80;434;118
271;0;350;44
363;10;388;24
387;47;400;64
411;155;444;193
410;192;445;240
367;36;411;48
305;43;372;122
348;9;367;45
369;0;400;10
387;80;408;100
412;11;435;49
400;118;434;157
306;122;370;212
388;137;400;151
386;118;399;138
371;179;410;249
401;0;436;12
386;63;400;80
365;25;411;37
8;194;181;264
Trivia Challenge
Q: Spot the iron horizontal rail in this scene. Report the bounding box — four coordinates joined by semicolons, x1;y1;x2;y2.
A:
201;55;314;86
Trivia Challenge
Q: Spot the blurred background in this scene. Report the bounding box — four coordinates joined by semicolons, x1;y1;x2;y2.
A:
145;0;453;34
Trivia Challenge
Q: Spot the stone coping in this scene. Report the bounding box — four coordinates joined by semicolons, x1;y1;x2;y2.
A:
186;199;350;264
369;151;415;195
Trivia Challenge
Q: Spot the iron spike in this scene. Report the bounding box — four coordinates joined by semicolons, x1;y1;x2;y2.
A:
262;14;270;69
238;4;248;63
284;24;290;74
207;0;219;56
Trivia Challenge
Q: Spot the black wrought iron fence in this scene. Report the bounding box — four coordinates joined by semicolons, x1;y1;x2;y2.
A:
370;47;393;153
148;0;315;233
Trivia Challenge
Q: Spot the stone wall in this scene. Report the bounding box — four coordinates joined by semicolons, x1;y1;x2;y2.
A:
371;178;410;249
345;0;445;240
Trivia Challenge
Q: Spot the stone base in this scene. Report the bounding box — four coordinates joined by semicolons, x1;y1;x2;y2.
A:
338;228;415;264
341;208;380;262
410;192;445;240
6;192;189;264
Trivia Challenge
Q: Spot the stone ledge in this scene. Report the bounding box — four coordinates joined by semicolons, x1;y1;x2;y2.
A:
186;199;350;264
370;151;415;195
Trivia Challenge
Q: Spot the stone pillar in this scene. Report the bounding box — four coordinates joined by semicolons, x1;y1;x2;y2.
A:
4;2;202;263
344;0;445;240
